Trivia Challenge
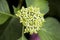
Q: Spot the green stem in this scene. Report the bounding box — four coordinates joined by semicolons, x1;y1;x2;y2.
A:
0;11;17;18
22;26;24;40
18;0;23;8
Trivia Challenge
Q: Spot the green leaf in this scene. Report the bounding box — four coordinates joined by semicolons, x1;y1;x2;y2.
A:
0;0;10;24
38;17;60;40
26;0;49;14
0;18;22;40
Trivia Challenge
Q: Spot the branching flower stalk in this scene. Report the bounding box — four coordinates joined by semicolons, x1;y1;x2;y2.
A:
16;6;45;34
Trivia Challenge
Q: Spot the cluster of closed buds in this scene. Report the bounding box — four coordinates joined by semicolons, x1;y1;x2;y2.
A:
16;6;45;34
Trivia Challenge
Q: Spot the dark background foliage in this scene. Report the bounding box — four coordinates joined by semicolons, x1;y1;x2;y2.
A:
45;0;60;22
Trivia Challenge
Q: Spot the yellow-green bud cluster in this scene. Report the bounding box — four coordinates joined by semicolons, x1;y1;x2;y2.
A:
16;6;45;34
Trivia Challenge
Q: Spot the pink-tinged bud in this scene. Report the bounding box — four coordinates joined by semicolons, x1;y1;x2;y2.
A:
29;33;40;40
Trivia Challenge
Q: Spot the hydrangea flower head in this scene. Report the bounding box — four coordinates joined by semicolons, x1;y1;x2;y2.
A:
16;6;45;34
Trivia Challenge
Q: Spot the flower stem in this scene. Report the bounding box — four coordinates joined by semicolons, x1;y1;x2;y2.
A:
0;11;17;18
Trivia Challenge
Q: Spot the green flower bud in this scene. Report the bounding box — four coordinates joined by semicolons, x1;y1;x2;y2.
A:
16;6;45;34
